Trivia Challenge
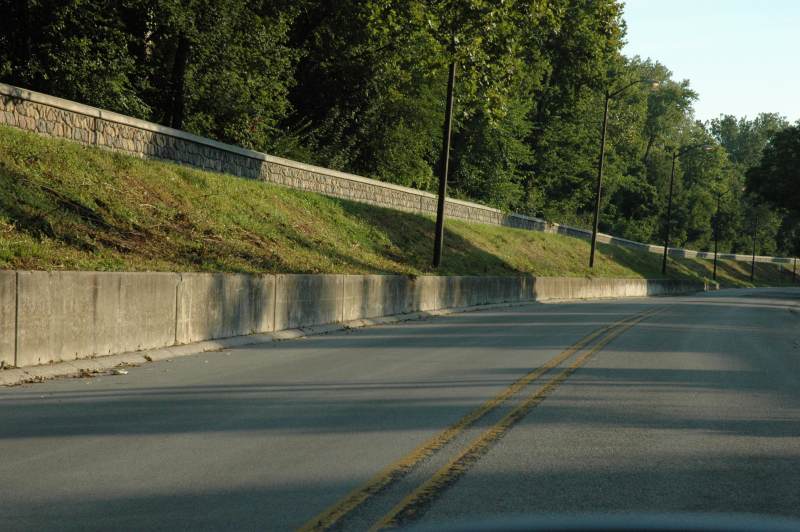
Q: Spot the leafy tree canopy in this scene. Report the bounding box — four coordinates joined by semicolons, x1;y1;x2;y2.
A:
0;0;797;256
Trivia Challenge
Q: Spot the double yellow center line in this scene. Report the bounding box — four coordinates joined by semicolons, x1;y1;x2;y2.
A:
299;306;663;531
370;306;664;529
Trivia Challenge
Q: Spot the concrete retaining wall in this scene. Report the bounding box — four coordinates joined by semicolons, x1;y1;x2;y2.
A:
15;272;179;367
0;272;15;367
530;277;711;301
342;275;413;321
176;273;274;344
441;276;530;308
275;274;344;330
0;271;710;369
0;82;794;266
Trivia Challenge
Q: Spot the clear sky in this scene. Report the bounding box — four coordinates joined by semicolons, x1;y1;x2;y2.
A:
621;0;800;124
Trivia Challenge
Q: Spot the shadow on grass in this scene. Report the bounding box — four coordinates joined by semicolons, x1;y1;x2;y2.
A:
0;140;522;275
335;200;523;275
2;123;795;282
672;254;798;288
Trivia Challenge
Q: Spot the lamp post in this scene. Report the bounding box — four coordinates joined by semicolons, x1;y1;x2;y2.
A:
750;213;758;283
712;187;732;281
588;79;660;268
712;182;747;282
432;59;457;268
661;143;715;275
713;191;721;281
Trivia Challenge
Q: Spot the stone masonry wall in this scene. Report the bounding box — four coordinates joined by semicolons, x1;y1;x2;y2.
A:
0;82;793;265
0;93;263;179
260;160;426;213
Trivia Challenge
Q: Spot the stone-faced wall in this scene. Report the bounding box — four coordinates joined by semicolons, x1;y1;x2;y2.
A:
0;88;263;179
0;82;556;225
0;82;793;265
260;158;429;213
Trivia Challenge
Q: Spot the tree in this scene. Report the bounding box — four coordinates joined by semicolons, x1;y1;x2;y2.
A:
711;113;788;170
0;0;149;117
746;124;800;222
707;114;792;255
523;0;627;221
137;0;299;150
3;0;794;259
450;100;532;209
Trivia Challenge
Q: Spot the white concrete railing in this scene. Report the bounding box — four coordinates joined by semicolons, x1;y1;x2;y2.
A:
0;82;795;266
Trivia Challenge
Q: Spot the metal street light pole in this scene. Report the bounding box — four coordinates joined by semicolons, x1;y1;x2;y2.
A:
661;144;715;275
432;60;457;268
662;152;678;275
750;213;758;283
589;79;659;268
713;191;721;281
711;185;733;281
589;93;609;269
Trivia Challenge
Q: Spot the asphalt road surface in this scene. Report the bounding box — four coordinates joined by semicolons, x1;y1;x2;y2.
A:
1;288;799;531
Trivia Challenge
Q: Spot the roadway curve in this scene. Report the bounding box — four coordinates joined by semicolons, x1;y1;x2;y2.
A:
1;288;798;530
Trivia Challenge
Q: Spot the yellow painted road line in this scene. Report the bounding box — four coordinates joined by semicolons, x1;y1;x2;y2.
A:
298;306;660;531
370;307;664;530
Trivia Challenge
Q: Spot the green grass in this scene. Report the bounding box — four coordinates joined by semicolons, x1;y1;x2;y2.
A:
0;125;794;288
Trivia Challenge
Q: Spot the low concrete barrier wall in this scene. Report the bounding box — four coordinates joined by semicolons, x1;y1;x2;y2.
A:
343;275;412;321
1;271;709;369
441;276;530;308
413;276;444;312
0;272;15;367
531;277;680;301
275;274;344;330
646;279;709;296
176;273;274;344
15;272;179;367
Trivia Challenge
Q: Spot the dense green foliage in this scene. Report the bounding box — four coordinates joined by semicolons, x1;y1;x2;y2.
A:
745;124;800;256
1;0;797;257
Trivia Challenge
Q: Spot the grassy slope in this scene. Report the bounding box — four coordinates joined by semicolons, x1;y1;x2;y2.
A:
0;125;794;288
